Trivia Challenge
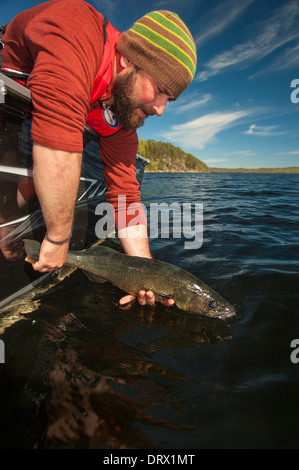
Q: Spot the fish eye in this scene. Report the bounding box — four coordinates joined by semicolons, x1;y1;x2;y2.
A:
209;301;218;309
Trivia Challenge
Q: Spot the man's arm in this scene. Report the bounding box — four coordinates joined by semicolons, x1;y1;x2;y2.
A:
98;129;175;307
118;224;175;307
32;142;82;272
118;224;152;258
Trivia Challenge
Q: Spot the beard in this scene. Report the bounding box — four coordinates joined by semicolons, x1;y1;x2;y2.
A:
110;68;155;130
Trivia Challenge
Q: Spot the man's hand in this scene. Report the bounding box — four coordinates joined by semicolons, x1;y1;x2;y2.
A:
32;237;69;272
119;290;175;308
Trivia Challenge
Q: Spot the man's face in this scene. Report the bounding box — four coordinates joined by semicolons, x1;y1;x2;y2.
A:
110;67;174;130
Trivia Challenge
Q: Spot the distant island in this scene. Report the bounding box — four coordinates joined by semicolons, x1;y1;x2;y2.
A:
138;139;299;174
138;139;208;172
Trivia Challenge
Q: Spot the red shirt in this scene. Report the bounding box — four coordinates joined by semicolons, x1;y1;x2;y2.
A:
2;0;146;228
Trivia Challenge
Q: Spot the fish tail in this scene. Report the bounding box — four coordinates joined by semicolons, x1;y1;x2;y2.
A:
23;239;41;263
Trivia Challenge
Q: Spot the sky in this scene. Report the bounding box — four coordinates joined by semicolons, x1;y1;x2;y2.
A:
2;0;299;169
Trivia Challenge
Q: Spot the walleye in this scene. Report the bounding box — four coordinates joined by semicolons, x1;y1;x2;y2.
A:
24;239;235;320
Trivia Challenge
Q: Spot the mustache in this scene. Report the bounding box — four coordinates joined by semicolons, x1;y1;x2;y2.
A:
136;104;156;117
123;96;156;117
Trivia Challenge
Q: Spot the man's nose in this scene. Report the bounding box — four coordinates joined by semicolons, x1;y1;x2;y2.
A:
152;96;168;116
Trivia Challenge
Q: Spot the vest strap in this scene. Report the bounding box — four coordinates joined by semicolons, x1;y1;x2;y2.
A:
103;17;108;45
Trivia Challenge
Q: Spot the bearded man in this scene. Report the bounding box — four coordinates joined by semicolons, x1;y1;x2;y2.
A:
0;0;197;306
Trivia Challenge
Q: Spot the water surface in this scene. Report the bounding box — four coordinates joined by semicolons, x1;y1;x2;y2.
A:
0;172;298;449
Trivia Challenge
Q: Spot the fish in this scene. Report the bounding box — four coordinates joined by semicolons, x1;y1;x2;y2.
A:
24;239;236;320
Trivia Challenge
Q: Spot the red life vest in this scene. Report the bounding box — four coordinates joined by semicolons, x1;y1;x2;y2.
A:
86;21;123;137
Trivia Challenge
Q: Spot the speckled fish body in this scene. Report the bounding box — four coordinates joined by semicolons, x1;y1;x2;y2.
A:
24;240;235;319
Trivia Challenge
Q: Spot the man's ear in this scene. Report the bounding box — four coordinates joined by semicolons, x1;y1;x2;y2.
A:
118;53;134;71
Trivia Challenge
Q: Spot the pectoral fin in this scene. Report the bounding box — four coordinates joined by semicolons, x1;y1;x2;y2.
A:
148;288;174;301
83;271;107;284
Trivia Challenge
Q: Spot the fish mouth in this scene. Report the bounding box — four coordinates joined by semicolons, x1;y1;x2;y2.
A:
205;305;236;320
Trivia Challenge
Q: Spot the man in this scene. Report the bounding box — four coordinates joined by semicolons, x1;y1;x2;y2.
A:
0;0;197;306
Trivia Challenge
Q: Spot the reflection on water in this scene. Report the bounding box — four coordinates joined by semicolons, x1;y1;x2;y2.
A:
0;173;299;449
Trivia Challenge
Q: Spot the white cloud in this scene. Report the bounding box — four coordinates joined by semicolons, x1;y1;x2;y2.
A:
245;124;287;137
174;94;212;114
231;150;256;156
204;158;228;163
277;150;299;155
163;110;248;150
195;0;254;46
196;0;299;82
250;42;299;78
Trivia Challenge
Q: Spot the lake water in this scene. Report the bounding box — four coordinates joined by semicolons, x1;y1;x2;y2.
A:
0;172;299;449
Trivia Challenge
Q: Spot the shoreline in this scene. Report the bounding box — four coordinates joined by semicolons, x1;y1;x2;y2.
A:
144;167;299;174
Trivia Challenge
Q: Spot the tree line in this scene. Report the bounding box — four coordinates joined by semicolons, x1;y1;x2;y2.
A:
138;139;208;172
137;139;299;174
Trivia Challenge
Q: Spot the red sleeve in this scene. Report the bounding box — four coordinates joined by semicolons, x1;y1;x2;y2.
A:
4;0;104;152
99;129;147;230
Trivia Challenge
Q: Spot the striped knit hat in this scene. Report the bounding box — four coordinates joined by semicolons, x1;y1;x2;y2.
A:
116;11;197;100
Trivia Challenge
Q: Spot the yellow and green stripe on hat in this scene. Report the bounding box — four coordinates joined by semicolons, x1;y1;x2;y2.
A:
132;11;197;81
116;10;197;99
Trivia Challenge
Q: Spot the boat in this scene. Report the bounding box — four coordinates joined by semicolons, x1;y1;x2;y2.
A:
0;71;149;309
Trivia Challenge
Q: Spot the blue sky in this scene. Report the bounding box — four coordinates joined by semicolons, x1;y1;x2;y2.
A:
2;0;299;168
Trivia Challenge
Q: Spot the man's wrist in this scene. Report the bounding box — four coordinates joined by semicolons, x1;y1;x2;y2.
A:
45;232;72;245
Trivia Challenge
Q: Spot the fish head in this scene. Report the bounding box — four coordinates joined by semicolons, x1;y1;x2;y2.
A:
202;295;236;320
183;282;236;320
